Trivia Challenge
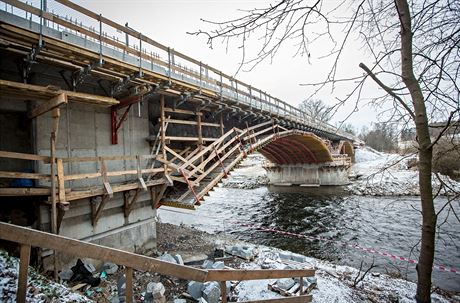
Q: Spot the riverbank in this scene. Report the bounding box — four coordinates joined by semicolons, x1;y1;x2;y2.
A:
1;223;456;302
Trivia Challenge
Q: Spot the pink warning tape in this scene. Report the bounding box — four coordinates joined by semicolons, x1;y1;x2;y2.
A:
234;221;458;275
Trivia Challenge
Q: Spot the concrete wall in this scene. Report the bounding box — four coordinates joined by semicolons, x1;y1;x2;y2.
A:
265;163;350;186
34;100;160;251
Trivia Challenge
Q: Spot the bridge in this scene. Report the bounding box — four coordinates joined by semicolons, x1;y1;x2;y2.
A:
0;0;356;262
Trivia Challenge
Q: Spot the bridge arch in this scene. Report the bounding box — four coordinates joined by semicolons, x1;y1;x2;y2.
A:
257;131;333;165
339;140;355;161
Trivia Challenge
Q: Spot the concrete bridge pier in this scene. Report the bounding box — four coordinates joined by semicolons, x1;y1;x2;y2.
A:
264;162;350;187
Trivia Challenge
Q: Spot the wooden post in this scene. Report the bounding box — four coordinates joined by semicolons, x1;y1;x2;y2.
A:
197;112;203;162
299;277;304;295
220;113;224;136
125;267;133;303
160;95;168;181
50;108;60;280
220;281;228;303
17;244;31;303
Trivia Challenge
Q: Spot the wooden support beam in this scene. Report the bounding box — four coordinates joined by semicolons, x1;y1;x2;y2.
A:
17;244;31;303
163;118;220;127
91;195;110;227
100;159;113;198
164;107;202;116
123;189;140;218
152;184;168;209
29;93;68;118
56;159;66;203
0;150;50;162
136;155;147;191
205;269;315;281
56;202;69;234
220;281;228;303
125;267;134;303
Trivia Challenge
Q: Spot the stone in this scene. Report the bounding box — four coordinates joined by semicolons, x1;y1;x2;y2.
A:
117;275;126;303
291;254;307;263
198;298;208;303
102;262;119;275
59;268;73;281
278;252;292;261
84;262;96;273
211;261;225;269
227;245;255;260
158;253;177;264
174;254;184;265
173;299;187;303
202;282;221;303
187;281;204;299
201;259;214;269
276;278;296;290
306;277;317;285
146;282;166;299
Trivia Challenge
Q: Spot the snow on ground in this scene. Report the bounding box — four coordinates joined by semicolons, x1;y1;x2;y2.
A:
0;250;91;303
346;147;460;196
233;245;454;303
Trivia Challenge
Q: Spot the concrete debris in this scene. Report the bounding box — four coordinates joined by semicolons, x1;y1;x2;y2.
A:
173;299;187;303
198;298;208;303
225;245;256;260
211;261;225;269
173;254;184;265
158;253;177;264
116;275;127;303
146;282;166;299
59;268;74;281
83;262;96;273
187;281;204;299
276;278;296;290
306;277;317;285
202;259;214;269
202;282;221;303
102;262;119;275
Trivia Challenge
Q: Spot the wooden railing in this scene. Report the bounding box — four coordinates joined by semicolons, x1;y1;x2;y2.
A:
0;222;314;303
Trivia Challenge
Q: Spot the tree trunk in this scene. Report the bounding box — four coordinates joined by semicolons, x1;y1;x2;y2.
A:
394;1;436;302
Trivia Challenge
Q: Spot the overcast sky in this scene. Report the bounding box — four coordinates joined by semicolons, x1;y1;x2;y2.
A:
71;0;382;129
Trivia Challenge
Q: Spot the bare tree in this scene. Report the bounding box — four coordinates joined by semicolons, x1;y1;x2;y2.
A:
299;99;333;122
192;1;460;302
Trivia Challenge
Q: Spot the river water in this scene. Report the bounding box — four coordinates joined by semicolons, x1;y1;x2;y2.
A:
159;181;460;293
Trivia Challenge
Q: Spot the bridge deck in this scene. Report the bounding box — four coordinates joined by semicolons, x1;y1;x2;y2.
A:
0;0;354;141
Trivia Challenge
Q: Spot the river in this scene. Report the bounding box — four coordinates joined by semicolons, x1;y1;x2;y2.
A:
158;160;460;293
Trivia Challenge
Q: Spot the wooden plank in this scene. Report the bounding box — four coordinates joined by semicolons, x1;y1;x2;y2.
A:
238;295;312;303
164;136;217;142
0;151;50;162
92;195;109;226
56;159;66;203
0;79;118;107
205;269;315;281
164;107;202;116
125;267;134;303
0;187;51;196
0;171;51;180
17;244;31;303
29;93;68;118
0;222;209;282
65;178;166;201
164;146;204;174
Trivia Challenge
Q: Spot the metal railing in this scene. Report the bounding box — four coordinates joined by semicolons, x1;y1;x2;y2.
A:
0;0;356;141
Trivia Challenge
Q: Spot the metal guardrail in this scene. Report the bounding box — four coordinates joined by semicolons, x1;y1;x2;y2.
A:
0;0;356;141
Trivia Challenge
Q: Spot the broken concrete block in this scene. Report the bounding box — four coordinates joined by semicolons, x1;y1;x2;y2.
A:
198;298;208;303
102;262;119;275
187;281;204;299
276;278;296;290
202;282;221;303
174;254;184;265
173;299;187;303
278;252;292;261
211;261;225;269
225;245;255;260
291;254;307;263
146;282;166;299
307;277;317;285
59;268;73;281
202;259;214;269
158;253;177;264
